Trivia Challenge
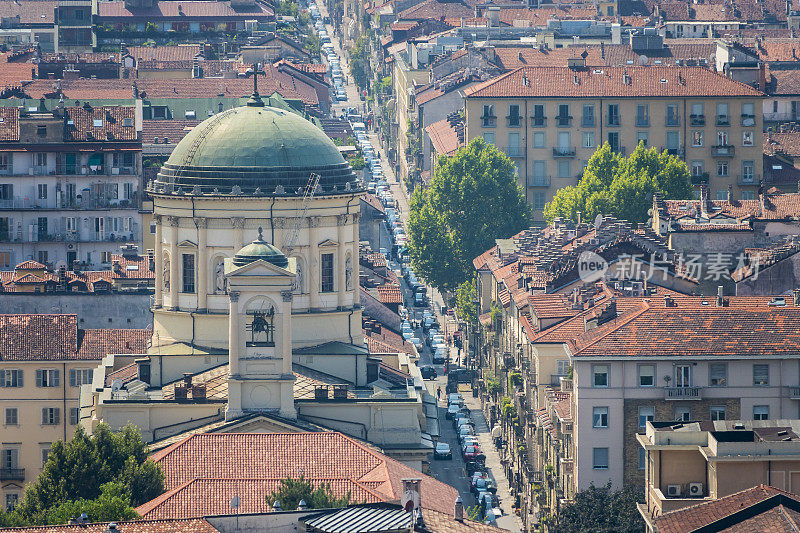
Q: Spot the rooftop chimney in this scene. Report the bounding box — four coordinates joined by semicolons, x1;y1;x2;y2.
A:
793;289;800;307
716;285;724;306
664;295;675;307
454;497;464;521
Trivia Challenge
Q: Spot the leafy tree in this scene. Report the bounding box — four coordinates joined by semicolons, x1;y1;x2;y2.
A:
551;482;644;533
544;142;693;224
407;138;531;292
266;476;351;510
456;278;478;326
349;154;366;170
350;37;369;91
2;424;163;526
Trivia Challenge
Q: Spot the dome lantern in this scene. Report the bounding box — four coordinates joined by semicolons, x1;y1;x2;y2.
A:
232;227;289;268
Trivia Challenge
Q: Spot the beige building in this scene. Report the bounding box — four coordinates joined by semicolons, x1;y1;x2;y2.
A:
0;314;147;510
638;419;800;531
463;63;765;220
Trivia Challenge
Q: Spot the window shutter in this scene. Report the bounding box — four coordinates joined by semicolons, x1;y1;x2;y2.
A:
36;370;43;387
0;369;5;387
54;408;60;425
69;369;76;388
53;370;60;387
18;370;22;387
41;408;47;425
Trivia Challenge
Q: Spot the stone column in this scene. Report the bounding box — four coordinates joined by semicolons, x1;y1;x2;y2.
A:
281;290;293;374
351;212;360;305
196;217;208;312
337;214;347;309
309;216;320;310
228;291;240;376
154;215;163;308
168;216;179;310
231;217;245;251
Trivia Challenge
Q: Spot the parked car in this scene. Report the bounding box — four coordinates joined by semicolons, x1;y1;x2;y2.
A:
470;472;487;489
458;425;475;442
473;477;497;494
462;445;482;462
411;337;422;350
433;442;451;460
420;366;437;380
446;404;460;419
432;350;446;364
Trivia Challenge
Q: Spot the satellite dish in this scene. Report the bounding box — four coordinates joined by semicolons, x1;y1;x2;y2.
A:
230;495;240;509
111;379;123;392
594;214;604;229
638;55;648;66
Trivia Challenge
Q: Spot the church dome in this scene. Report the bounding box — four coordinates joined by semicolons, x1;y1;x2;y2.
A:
233;228;289;268
150;96;360;196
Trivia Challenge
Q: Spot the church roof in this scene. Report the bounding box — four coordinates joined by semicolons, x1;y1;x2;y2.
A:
294;341;370;356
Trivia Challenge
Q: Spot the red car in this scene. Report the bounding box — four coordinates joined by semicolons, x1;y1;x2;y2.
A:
463;445;483;461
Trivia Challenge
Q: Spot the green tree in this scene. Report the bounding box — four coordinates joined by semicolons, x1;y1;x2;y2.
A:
456;278;478;326
350;36;369;91
349;154;366;170
266;476;352;510
3;424;163;526
544;142;693;224
551;482;644;533
407;138;531;292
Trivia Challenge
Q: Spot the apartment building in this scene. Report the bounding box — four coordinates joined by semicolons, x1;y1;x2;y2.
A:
463;63;765;220
0;314;148;510
638;419;800;530
0;103;143;270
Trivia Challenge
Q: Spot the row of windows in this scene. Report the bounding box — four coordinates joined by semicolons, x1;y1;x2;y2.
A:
0;152;135;173
3;407;79;426
481;102;757;128
0;369;93;388
591;363;771;388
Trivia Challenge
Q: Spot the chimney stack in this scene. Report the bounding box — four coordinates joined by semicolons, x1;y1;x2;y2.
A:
454;497;464;521
716;285;724;306
793;289;800;306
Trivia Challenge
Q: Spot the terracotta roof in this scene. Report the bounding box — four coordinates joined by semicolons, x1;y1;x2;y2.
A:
126;45;203;62
661;192;800;221
492;45;638;70
142;120;200;145
568;301;800;358
497;6;599;27
465;66;764;99
64;106;138;142
398;0;473;20
768;69;800;96
14;260;46;270
653;485;799;533
365;328;415;355
0;107;20;142
110;254;156;280
0;1;55;25
426;118;462;156
764;132;800;159
0;518;218;533
0;314;148;361
98;1;273;19
423;508;510;532
141;433;458;518
361;193;387;215
377;284;403;304
105;362;140;387
0;53;36;89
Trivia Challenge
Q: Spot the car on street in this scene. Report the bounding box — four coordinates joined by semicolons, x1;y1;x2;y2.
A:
473;476;497;495
448;393;462;403
462;445;482;462
477;491;499;508
458;425;475;442
446;404;460;419
420;366;437;380
411;337;422;350
462;435;480;448
433;442;451;460
470;472;487;489
456;418;474;432
432;350;446;364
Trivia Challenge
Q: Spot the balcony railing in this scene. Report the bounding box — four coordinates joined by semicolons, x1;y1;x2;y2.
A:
741;114;756;127
582;116;595;127
505;146;524;157
556;115;573;127
553;146;576;158
481;116;497;127
0;468;25;481
507;116;522;127
716;115;731;126
665;116;681;127
691;172;710;184
690;114;705;126
606;115;621;127
737;173;760;186
662;146;684;157
711;145;735;157
531;116;546;127
664;386;703;400
0;197;137;210
789;386;800;399
636;116;650;127
528;176;550;187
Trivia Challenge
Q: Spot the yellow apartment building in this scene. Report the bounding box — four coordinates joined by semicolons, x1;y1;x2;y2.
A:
0;315;147;510
463;62;765;220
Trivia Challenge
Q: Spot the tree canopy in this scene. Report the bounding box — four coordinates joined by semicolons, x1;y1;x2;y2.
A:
544;143;693;224
407;138;531;292
456;278;478;327
266;476;352;511
550;482;644;533
0;424;163;526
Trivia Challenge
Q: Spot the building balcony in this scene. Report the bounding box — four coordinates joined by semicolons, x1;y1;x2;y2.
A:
0;197;137;210
606;115;621;127
662;146;684;157
480;116;497;127
741;114;756;127
530;116;547;128
527;176;551;187
711;145;735;157
689;114;705;126
556;116;573;127
505;145;524;157
716;115;731;126
737;174;759;186
636;116;650;127
664;386;703;400
1;166;138;177
0;468;25;481
788;387;800;399
582;117;595;128
507;116;522;128
665;116;681;127
691;172;710;184
553;146;576;158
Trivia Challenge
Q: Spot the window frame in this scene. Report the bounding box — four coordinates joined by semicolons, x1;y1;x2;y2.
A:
709;363;727;387
41;407;60;425
0;369;23;388
4;407;18;426
592;447;609;469
710;406;726;421
181;253;195;294
638;406;655;429
753;363;769;386
321;253;335;293
753;405;770;420
592;364;609;388
592;406;609;428
36;369;59;388
638;364;655;387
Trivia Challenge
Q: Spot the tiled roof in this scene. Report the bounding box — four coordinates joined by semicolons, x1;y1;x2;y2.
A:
0;53;36;89
0;314;148;361
764;132;800;158
464;66;764;99
141;432;459;518
768;69;800;96
492;45;637;70
377;285;403;304
0;107;20;142
105;362;140;387
15;260;46;270
398;0;473;20
142;120;200;145
111;254;156;280
653;485;798;533
426;118;462;156
661;192;800;221
365;328;415;355
0;518;218;533
496;6;599;26
423;509;510;532
568;302;800;358
126;45;203;62
98;1;273;19
0;1;55;25
64;106;138;142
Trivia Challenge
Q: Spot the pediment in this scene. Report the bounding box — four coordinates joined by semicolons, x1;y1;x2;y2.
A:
318;238;339;247
225;257;296;277
177;240;197;248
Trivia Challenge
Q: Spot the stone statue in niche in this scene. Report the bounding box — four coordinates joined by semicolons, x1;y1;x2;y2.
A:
163;256;170;291
292;262;303;294
345;255;353;291
215;260;226;294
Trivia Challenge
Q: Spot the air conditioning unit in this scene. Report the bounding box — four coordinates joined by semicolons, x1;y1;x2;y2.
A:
666;484;681;497
688;482;703;496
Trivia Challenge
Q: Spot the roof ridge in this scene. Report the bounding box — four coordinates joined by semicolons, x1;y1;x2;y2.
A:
569;301;651;355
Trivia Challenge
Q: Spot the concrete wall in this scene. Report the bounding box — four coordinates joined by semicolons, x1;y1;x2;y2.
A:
736;251;800;296
0;293;152;329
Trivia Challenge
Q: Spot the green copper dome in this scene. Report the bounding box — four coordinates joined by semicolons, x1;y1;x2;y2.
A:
151;102;361;196
233;228;289;268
